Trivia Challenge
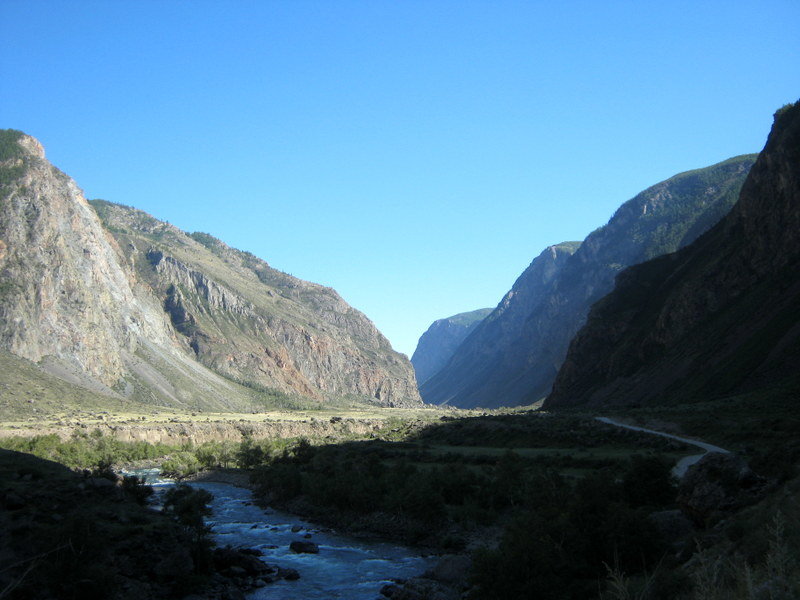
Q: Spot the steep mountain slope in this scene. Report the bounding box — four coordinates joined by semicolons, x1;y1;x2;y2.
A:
547;102;800;408
0;130;421;412
421;242;580;406
91;201;420;407
421;155;756;408
411;308;492;384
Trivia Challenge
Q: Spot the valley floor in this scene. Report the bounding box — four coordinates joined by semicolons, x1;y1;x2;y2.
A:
0;405;458;444
2;400;799;599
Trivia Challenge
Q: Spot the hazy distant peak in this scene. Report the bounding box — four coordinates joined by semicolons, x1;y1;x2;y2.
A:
411;308;493;385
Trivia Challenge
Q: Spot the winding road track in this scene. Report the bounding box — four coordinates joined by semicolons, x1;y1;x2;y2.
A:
595;416;730;478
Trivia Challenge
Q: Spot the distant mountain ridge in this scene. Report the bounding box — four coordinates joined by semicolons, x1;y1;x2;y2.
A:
421;154;757;409
547;102;800;408
0;130;421;413
411;308;492;384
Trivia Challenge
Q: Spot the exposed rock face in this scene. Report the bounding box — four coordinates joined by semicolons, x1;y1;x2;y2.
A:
0;131;174;387
422;154;755;409
92;202;420;407
0;130;421;410
547;102;800;408
411;308;492;384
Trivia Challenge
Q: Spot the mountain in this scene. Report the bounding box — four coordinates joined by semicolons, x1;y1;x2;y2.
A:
411;308;492;384
0;130;421;413
421;154;757;409
547;102;800;409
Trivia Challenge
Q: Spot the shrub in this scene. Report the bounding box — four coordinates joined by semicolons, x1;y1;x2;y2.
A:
162;485;215;576
161;452;201;478
121;475;154;505
622;455;677;508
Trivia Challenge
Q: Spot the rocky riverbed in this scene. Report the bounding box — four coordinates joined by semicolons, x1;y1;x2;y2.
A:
139;469;442;599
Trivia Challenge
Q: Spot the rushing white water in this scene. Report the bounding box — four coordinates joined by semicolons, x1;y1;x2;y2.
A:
133;469;434;599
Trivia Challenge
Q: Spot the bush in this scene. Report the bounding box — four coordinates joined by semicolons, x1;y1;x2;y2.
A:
161;485;215;582
195;440;238;469
161;452;201;478
235;436;266;468
121;475;154;505
470;464;669;599
0;431;176;471
622;455;677;508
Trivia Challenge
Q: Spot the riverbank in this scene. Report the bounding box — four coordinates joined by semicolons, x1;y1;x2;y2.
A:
176;477;441;600
185;468;255;489
0;449;257;600
1;409;708;598
180;468;476;599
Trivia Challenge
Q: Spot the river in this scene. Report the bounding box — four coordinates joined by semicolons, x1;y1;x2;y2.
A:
134;469;435;599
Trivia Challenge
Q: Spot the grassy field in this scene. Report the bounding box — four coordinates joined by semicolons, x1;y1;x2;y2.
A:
0;404;460;432
0;399;695;479
599;388;800;482
0;350;700;497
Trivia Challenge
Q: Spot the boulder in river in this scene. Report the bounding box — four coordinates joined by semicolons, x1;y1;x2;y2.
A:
278;567;301;580
290;540;320;554
213;545;273;576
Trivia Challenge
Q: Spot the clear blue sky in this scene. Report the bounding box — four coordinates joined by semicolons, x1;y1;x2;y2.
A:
1;1;797;357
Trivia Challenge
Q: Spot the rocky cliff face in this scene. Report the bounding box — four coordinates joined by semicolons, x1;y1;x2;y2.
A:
92;200;420;407
0;131;174;388
0;130;421;411
411;308;492;384
547;102;800;408
421;154;756;409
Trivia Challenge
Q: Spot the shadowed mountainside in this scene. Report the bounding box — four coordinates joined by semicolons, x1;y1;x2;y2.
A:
421;154;756;409
547;101;800;409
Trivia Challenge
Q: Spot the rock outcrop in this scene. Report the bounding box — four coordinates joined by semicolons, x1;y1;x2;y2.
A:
0;130;421;412
411;308;492;384
677;453;771;525
547;101;800;408
0;131;185;397
421;154;756;408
